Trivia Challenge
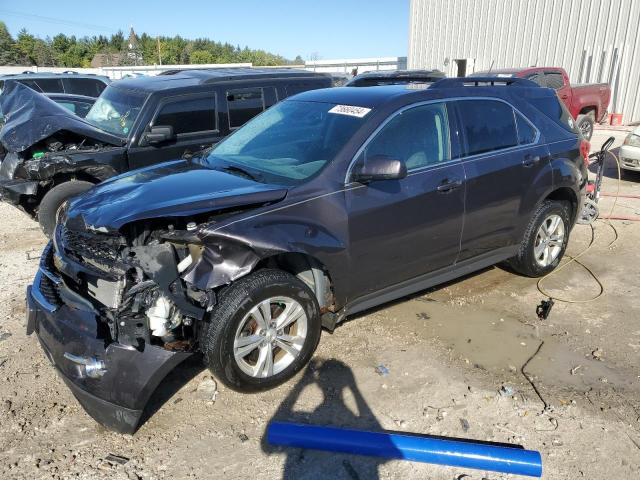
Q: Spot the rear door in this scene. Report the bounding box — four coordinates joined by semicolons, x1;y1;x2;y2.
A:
346;102;465;297
127;93;220;169
454;99;550;261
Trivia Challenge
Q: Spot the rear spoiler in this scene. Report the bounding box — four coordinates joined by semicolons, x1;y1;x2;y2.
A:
431;77;540;88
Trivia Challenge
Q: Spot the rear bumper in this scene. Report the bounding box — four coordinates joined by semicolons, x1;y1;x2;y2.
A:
27;243;192;434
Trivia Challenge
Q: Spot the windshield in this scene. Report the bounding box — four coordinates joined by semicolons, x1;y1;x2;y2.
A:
206;100;368;185
85;86;147;137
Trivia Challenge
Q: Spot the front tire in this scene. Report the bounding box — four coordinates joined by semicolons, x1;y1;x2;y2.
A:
509;200;572;277
202;269;322;392
38;180;94;237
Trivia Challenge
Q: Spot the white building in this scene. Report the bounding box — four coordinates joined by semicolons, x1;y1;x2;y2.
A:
408;0;640;123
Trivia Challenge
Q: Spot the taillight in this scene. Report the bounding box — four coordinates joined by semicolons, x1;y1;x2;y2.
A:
580;139;590;167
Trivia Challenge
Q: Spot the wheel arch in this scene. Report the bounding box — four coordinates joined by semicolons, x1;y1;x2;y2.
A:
254;252;336;313
544;186;578;224
579;106;597;117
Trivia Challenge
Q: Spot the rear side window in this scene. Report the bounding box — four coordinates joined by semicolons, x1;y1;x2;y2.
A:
227;88;265;129
529;94;578;134
25;78;65;93
154;96;217;135
363;103;450;170
544;73;565;90
516;113;537;144
457;100;518;156
64;78;107;97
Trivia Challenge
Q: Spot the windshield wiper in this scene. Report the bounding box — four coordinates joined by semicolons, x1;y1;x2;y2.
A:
221;165;261;182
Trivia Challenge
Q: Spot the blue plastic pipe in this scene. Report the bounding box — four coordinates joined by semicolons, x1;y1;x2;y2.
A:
268;422;542;477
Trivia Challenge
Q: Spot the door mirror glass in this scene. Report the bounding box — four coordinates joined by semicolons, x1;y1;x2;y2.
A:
145;125;175;145
352;154;407;183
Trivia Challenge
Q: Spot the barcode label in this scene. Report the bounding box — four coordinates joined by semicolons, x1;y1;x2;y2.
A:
328;105;372;118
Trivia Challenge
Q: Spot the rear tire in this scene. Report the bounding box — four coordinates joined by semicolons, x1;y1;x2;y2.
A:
202;269;322;392
577;114;594;141
38;180;94;237
509;200;572;277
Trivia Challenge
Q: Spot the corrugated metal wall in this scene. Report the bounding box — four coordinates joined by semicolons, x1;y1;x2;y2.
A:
408;0;640;122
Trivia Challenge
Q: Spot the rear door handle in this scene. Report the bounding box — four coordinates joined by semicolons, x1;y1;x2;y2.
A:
523;154;541;167
437;178;463;193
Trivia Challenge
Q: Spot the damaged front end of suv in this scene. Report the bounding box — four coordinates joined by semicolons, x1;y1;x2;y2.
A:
0;81;126;233
27;162;345;434
26;97;368;433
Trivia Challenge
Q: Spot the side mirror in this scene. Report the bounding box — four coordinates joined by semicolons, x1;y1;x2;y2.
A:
352;155;407;183
144;125;175;145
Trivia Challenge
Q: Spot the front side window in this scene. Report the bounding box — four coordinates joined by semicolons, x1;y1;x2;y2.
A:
363;103;450;170
227;88;265;129
154;96;217;135
85;86;147;137
457;100;518;156
207;100;366;184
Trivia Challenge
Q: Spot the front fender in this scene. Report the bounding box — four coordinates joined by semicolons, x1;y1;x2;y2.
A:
187;192;350;305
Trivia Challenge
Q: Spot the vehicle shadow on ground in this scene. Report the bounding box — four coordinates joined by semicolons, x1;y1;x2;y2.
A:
138;354;204;428
589;145;638;181
262;358;391;480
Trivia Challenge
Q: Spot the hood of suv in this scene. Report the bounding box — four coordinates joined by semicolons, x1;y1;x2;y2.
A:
0;80;123;153
65;160;288;230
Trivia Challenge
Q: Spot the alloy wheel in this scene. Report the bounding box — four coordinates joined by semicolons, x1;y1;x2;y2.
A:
534;214;566;267
233;296;308;378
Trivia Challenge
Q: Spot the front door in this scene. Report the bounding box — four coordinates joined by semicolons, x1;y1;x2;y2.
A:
345;102;465;298
128;93;221;170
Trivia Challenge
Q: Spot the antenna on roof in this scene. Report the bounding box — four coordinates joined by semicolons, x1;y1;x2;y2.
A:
487;60;495;74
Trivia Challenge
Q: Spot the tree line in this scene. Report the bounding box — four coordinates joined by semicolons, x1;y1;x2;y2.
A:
0;21;303;67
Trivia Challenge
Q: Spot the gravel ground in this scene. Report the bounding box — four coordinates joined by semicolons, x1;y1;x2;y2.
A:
0;127;639;479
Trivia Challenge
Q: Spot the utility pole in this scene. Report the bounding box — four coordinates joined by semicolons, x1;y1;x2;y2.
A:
157;37;162;66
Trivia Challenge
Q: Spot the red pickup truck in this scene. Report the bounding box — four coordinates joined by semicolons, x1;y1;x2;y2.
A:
471;67;611;140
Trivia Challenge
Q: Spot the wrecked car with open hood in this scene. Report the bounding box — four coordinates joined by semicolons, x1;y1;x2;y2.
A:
0;69;331;236
27;79;587;433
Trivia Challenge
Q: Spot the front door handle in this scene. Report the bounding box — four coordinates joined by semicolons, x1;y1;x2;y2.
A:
437;178;463;193
523;154;541;167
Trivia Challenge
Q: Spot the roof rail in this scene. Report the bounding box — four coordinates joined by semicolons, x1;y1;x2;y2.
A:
431;77;539;89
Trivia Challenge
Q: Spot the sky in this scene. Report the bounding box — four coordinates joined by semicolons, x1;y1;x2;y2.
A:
0;1;409;60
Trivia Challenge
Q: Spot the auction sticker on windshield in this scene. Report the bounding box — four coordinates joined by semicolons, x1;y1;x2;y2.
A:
328;105;371;118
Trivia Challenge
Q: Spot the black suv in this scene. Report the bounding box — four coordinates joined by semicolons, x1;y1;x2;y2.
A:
0;69;331;235
27;77;587;432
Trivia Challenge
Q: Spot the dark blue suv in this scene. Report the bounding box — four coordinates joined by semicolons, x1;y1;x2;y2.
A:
27;77;587;432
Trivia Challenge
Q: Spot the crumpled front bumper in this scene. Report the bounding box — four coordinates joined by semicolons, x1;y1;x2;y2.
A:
0;177;39;205
26;243;193;434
